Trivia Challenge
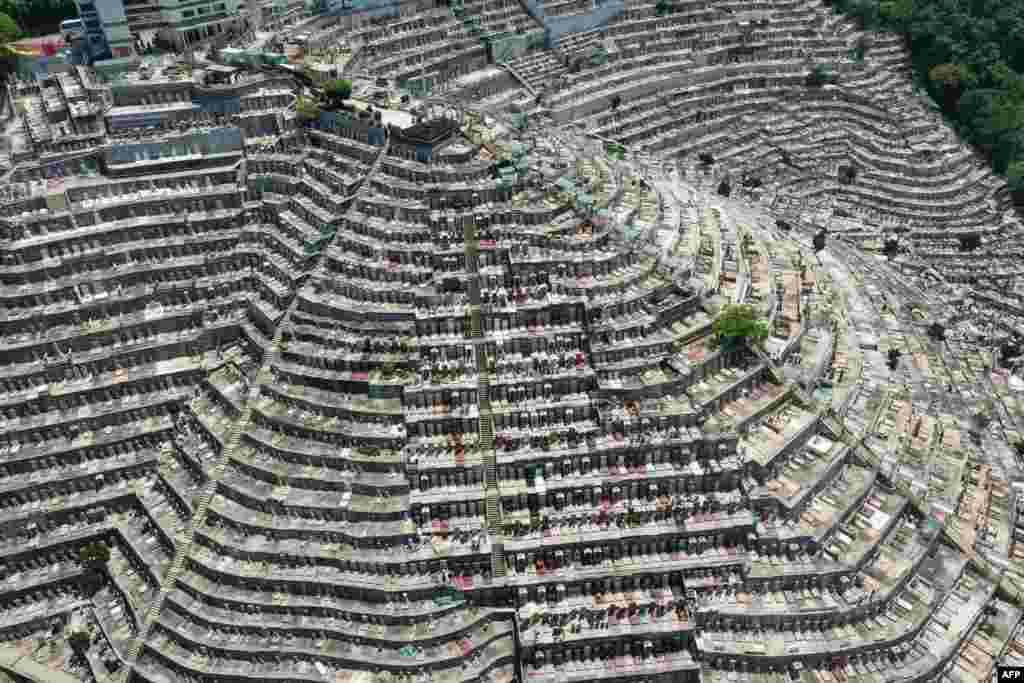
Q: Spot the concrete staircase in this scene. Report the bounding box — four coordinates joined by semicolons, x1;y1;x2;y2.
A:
120;121;393;682
463;212;507;579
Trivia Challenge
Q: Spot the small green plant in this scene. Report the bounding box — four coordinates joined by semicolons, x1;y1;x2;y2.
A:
711;304;770;351
295;95;321;122
541;432;560;451
323;79;353;106
1008;160;1024;194
66;627;92;653
78;542;111;569
806;64;838;88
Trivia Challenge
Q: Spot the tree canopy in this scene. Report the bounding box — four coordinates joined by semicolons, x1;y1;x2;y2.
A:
0;11;19;42
78;541;111;569
711;304;770;351
806;64;839;87
66;627;92;653
831;0;1024;187
0;0;74;38
323;79;353;105
295;95;321;121
1008;160;1024;192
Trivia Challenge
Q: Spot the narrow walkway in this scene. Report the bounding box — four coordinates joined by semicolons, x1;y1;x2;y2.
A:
116;133;391;681
500;62;538;98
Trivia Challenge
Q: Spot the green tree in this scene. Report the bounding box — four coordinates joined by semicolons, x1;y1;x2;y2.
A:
806;64;837;88
989;61;1014;87
971;399;995;433
77;544;109;573
295;95;321;122
0;11;18;84
845;0;880;29
0;11;19;42
929;62;975;109
711;304;770;351
836;0;1024;189
878;0;913;28
66;627;92;654
78;541;111;570
5;0;77;37
323;79;352;106
77;541;110;595
1008;160;1024;193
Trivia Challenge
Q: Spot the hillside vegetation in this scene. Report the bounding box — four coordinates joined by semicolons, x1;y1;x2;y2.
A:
832;0;1024;192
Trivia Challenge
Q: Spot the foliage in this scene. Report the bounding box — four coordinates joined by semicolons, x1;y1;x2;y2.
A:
929;62;975;89
66;627;92;653
1008;160;1024;192
78;541;111;569
971;399;994;431
0;11;17;79
883;237;900;259
711;304;770;351
850;36;870;62
295;95;321;121
0;11;18;42
806;64;838;88
323;79;352;104
812;230;827;252
831;0;1024;181
0;0;73;38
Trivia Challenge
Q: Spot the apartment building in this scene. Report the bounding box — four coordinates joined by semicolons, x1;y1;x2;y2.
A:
75;0;134;61
75;0;257;58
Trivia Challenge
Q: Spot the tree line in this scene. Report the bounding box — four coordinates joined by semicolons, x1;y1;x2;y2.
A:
830;0;1024;193
0;0;80;39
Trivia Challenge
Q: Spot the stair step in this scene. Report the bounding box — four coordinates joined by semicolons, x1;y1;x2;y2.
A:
470;306;482;337
491;544;507;576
